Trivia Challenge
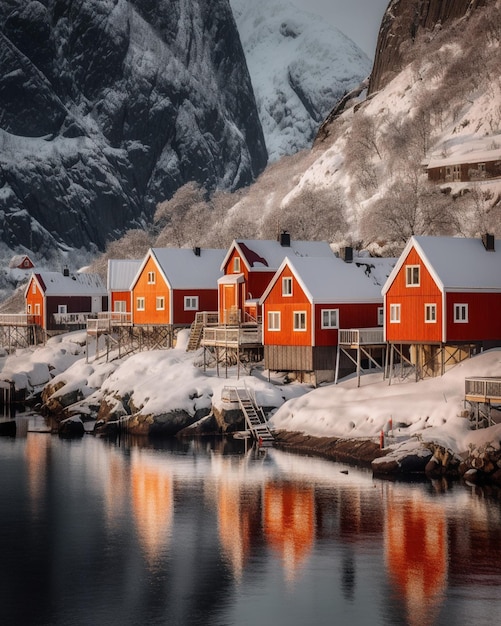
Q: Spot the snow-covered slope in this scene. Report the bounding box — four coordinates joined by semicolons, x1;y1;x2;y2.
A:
230;0;370;161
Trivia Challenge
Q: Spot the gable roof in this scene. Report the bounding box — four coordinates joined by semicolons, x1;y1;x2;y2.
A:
131;248;225;290
26;271;107;297
107;259;142;291
382;235;501;295
260;256;384;305
221;239;334;272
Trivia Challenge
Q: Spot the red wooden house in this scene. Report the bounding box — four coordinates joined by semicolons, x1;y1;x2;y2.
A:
259;255;384;384
218;233;334;325
107;259;142;314
24;269;107;332
130;247;225;326
9;254;34;270
382;234;501;377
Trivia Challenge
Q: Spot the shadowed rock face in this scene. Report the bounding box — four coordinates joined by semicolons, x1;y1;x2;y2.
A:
368;0;488;95
0;0;267;253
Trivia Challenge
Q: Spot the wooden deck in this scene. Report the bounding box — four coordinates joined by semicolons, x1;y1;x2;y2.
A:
338;328;385;347
465;377;501;403
201;324;262;348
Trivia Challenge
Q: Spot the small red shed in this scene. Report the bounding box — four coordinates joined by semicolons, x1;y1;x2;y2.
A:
107;259;142;314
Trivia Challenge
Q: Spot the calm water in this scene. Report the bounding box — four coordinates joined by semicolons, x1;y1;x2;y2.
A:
1;421;501;626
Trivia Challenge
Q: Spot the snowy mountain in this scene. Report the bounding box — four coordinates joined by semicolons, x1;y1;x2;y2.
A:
0;0;266;256
229;0;371;161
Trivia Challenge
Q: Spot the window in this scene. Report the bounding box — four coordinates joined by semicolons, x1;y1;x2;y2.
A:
184;296;199;310
425;303;437;323
268;311;280;331
454;303;468;323
390;304;401;323
321;309;339;329
233;257;240;273
114;300;126;313
58;304;67;314
147;271;155;284
378;307;384;326
293;311;307;331
32;282;36;294
156;296;165;311
405;265;420;287
35;304;40;315
136;297;145;311
27;304;32;314
282;277;292;296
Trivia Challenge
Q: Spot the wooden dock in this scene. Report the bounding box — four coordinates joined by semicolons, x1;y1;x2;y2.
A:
464;377;501;428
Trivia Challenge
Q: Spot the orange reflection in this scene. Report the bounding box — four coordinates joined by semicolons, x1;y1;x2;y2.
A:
130;456;174;563
263;482;315;581
385;491;448;626
24;433;51;509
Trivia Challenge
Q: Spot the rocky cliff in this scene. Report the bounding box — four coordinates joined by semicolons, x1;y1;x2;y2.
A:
0;0;267;254
369;0;489;94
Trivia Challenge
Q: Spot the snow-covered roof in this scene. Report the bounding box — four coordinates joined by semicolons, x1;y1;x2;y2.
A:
9;254;33;269
29;271;107;297
427;145;501;170
260;256;384;304
107;259;142;291
382;235;501;294
132;248;225;290
222;238;334;272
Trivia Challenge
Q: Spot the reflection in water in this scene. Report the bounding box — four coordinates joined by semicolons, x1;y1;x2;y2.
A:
1;433;501;626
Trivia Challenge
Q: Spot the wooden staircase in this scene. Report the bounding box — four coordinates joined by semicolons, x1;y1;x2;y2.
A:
233;386;274;445
187;315;204;351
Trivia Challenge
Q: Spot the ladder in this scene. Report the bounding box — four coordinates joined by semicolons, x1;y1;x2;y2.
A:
187;314;204;351
234;386;274;445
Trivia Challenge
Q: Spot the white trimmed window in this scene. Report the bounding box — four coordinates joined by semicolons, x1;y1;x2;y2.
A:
27;304;32;314
282;277;293;296
156;296;165;311
454;303;468;323
233;257;240;273
32;282;36;294
405;265;420;287
390;303;401;323
321;309;339;329
425;303;437;323
184;296;199;311
114;300;126;313
136;297;145;311
58;304;67;314
35;304;40;315
293;311;307;331
268;311;280;331
147;271;155;284
378;307;384;326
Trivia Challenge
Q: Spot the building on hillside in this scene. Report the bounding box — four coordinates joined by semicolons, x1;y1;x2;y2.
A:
24;269;107;333
382;234;501;379
9;254;34;270
107;259;142;315
217;233;334;325
259;255;385;385
130;247;225;327
427;147;501;184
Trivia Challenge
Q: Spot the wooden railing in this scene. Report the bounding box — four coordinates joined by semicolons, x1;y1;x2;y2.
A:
194;311;219;326
202;325;262;347
53;312;92;325
87;312;132;333
0;314;39;326
465;377;501;401
338;328;385;346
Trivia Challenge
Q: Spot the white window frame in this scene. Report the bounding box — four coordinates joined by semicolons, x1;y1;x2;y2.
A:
378;307;384;326
425;303;437;323
35;303;40;315
32;282;36;294
293;311;307;332
321;309;339;329
184;296;199;311
27;304;32;314
267;311;281;331
58;304;67;315
136;297;145;311
114;300;127;313
147;271;155;284
156;296;165;311
405;265;420;287
454;303;468;323
390;303;401;323
233;257;240;273
282;277;293;297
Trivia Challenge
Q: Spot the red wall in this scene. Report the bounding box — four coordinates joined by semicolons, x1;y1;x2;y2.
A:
445;292;501;342
25;277;44;327
314;302;381;346
385;247;443;343
172;289;218;325
111;290;132;312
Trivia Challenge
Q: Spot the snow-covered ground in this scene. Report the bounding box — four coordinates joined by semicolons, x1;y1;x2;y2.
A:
2;329;501;460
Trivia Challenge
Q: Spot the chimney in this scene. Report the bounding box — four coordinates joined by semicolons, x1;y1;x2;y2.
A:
279;231;291;247
63;266;70;277
193;247;201;256
482;233;495;251
340;246;353;263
